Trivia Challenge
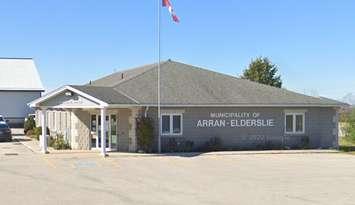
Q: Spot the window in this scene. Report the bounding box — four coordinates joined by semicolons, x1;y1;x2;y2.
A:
295;114;304;132
161;114;183;135
172;115;181;134
90;115;96;132
285;113;305;134
162;115;170;134
111;115;117;148
285;115;293;133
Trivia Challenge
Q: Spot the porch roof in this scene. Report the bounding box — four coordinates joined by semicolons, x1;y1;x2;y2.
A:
70;85;138;105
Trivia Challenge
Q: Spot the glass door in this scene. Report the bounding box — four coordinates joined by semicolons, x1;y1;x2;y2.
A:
91;113;117;151
110;115;117;151
90;115;97;149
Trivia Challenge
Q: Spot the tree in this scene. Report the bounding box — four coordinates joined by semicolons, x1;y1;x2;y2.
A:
136;116;154;152
241;57;282;88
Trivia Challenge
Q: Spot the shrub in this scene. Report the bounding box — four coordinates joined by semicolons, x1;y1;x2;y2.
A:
300;136;310;149
264;138;283;150
33;126;50;141
24;116;36;134
33;127;41;140
49;134;70;150
167;138;178;152
201;137;222;152
166;138;194;152
136;116;154;153
182;140;194;152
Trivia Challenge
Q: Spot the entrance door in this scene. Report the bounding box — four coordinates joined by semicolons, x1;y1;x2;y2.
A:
90;114;118;151
110;115;117;150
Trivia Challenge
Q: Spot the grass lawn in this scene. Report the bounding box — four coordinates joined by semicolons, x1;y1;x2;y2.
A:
340;137;355;146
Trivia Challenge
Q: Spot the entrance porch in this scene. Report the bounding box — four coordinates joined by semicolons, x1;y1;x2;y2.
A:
36;107;140;155
28;85;145;155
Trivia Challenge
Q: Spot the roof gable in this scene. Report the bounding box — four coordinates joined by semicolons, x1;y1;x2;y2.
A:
39;89;100;108
0;58;44;91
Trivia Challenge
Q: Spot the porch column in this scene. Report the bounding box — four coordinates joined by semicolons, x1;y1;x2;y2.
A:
128;108;139;152
100;107;107;156
40;109;48;154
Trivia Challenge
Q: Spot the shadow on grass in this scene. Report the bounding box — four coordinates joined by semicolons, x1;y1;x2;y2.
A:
339;145;355;152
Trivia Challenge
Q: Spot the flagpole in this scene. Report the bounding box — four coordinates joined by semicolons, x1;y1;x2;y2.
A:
157;0;161;153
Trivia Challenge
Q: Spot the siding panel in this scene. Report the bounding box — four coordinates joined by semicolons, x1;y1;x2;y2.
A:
147;107;337;152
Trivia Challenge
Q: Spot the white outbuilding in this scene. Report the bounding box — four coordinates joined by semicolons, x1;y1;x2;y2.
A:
0;58;44;127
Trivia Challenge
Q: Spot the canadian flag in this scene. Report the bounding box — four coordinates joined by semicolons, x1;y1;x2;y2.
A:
162;0;180;23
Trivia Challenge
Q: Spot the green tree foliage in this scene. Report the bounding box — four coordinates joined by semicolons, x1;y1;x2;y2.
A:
241;57;282;88
343;109;355;142
136;116;154;152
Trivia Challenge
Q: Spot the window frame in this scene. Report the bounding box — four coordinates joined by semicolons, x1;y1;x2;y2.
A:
160;113;183;136
284;112;305;134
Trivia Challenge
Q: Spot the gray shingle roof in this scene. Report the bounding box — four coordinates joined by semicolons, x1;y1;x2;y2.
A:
70;85;137;105
78;60;344;106
90;62;158;87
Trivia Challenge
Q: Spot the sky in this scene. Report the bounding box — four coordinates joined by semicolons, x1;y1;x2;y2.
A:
0;0;354;100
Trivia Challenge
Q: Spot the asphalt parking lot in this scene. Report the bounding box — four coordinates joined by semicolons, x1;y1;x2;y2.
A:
0;138;355;205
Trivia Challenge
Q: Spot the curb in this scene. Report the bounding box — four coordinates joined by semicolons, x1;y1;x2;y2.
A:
106;149;341;158
14;136;341;158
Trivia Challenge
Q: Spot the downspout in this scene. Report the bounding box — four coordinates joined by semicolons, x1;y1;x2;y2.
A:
334;107;340;149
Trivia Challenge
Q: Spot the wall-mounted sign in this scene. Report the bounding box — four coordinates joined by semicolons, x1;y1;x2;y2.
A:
63;98;84;105
196;112;275;128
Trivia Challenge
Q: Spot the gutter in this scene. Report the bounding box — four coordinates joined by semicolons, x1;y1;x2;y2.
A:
107;103;346;108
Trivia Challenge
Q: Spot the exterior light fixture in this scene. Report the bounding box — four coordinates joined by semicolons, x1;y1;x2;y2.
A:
65;91;73;96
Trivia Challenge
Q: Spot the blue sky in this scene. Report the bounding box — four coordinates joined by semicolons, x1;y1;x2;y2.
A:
0;0;354;99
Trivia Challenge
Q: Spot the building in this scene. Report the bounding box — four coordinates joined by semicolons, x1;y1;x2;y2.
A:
0;58;44;127
29;60;345;154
